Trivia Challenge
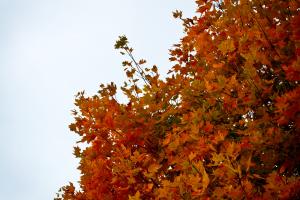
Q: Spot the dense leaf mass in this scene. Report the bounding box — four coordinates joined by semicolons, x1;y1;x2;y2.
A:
56;0;300;199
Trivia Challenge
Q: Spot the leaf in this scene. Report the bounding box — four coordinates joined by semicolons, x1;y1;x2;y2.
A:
129;191;141;200
151;65;158;73
172;10;182;18
73;146;81;158
218;39;235;54
148;163;160;174
138;59;147;65
163;133;172;146
202;170;209;192
195;161;210;192
114;35;128;49
168;137;180;151
204;121;213;133
189;152;197;161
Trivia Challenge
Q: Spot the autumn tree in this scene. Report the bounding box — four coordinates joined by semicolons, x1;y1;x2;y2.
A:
56;0;300;199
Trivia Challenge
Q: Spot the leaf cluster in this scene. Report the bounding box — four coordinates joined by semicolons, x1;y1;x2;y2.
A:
56;0;300;199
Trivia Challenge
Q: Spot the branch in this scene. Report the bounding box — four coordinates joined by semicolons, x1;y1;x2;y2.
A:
125;45;151;86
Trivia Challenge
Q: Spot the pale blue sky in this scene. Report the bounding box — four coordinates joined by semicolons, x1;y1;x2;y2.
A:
0;1;196;199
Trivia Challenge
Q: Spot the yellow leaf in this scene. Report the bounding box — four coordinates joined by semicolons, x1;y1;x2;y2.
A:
195;161;210;192
189;152;197;161
218;39;235;54
168;137;180;151
205;79;213;91
202;166;210;192
129;191;140;200
148;163;160;173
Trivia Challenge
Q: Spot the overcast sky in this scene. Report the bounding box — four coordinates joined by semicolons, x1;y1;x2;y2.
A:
0;1;196;199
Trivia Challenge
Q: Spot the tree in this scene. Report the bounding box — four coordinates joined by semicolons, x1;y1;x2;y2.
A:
56;0;300;199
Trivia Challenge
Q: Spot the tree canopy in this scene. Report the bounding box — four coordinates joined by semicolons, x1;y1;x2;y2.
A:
56;0;300;199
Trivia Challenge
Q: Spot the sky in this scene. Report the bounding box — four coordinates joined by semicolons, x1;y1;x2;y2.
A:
0;1;196;199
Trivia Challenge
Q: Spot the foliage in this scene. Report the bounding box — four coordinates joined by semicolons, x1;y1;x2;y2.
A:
56;0;300;199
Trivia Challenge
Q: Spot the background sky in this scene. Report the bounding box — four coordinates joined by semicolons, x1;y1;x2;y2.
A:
0;1;196;199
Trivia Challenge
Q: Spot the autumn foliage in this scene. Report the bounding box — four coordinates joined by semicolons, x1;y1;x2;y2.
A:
56;0;300;199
